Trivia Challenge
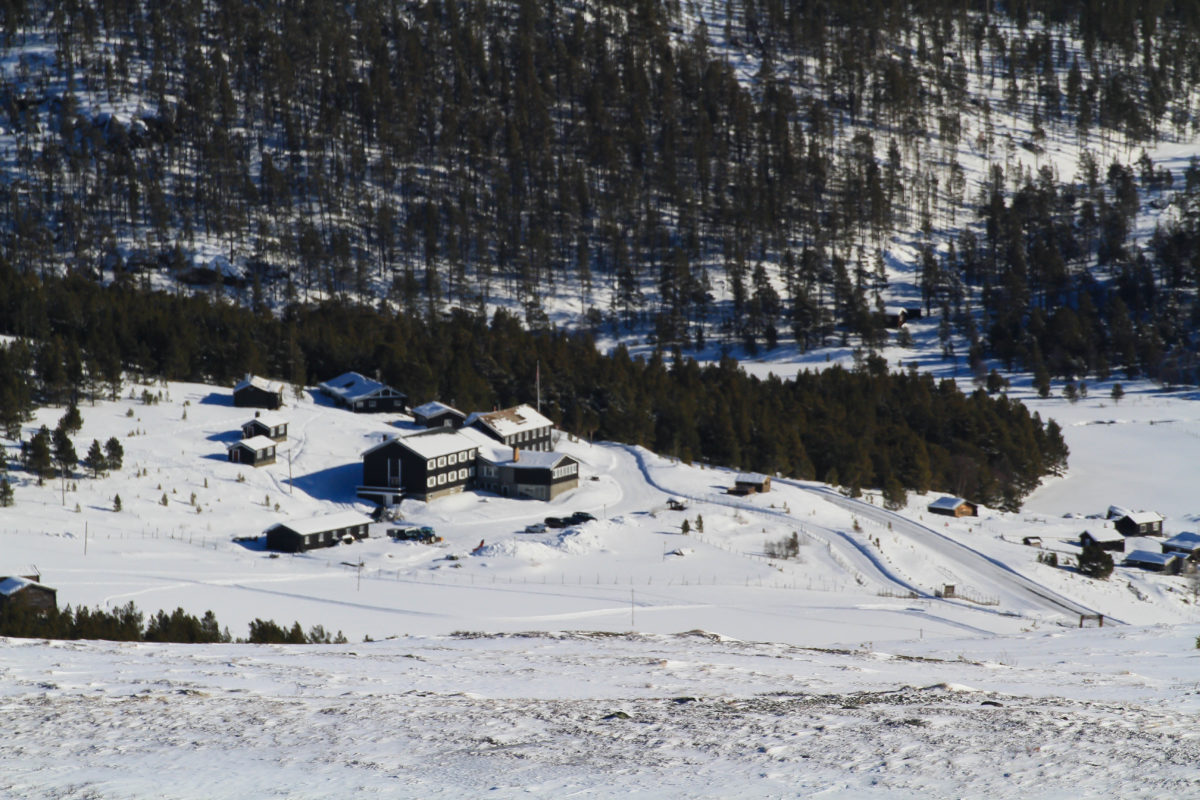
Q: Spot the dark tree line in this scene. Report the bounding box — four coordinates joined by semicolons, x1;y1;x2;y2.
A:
0;263;1067;508
1;1;1199;355
0;598;347;644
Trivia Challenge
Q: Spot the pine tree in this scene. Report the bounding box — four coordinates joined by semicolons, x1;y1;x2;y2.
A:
86;439;108;478
0;477;13;507
52;427;77;477
58;404;83;435
27;427;53;485
113;494;122;512
105;437;124;471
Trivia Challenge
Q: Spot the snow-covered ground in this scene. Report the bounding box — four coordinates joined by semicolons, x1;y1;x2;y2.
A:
3;376;1200;796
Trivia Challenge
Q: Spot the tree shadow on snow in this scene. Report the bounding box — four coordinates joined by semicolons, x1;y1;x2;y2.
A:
205;429;242;444
287;462;361;504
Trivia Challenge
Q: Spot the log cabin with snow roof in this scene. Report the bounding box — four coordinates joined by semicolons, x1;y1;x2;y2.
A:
319;371;407;413
1080;529;1125;552
1161;532;1200;559
241;411;288;442
465;404;554;452
411;400;466;430
927;496;978;517
732;473;771;494
233;374;283;409
0;575;57;614
264;511;373;553
226;435;277;467
1110;509;1164;537
358;429;478;504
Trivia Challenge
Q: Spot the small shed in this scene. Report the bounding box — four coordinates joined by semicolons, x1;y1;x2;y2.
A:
265;511;373;553
1022;536;1043;548
0;576;57;614
233;374;283;410
1162;532;1200;558
1080;529;1125;552
411;401;466;429
227;435;277;467
241;412;288;442
1123;550;1180;573
1112;511;1164;537
733;473;771;494
882;307;908;328
927;496;978;517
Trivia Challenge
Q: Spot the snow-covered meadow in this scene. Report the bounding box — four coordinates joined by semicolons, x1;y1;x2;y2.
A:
3;373;1200;796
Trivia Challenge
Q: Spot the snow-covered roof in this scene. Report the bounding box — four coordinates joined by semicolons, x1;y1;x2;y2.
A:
478;445;572;470
244;412;288;428
1106;505;1133;520
234;374;281;394
227;435;277;451
735;473;769;484
1082;529;1123;543
319;372;403;403
1123;550;1175;566
373;429;478;460
0;576;35;596
411;401;464;419
1121;510;1163;525
268;511;373;537
929;496;971;510
465;404;553;438
1163;532;1200;552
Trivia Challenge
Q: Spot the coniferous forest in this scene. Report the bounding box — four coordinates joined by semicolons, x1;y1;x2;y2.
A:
26;0;1200;504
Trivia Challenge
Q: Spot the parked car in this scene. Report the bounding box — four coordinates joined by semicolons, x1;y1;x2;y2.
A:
544;516;569;529
523;522;547;534
568;511;597;525
389;526;441;543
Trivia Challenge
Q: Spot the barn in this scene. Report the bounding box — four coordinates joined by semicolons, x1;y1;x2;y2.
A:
233;374;283;409
0;576;57;614
227;435;277;466
264;511;373;553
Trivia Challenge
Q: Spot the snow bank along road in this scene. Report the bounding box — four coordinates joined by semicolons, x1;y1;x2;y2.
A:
618;444;1102;625
799;485;1110;622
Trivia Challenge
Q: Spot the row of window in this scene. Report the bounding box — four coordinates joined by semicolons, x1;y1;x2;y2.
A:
552;463;577;479
426;450;474;470
426;467;471;488
505;428;547;445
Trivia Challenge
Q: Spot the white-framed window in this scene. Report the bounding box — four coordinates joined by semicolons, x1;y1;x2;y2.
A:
427;459;435;470
426;476;435;488
458;468;467;481
449;453;457;465
437;473;446;485
437;456;446;468
369;400;376;408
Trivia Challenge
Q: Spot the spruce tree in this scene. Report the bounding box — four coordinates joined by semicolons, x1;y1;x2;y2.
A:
27;427;53;485
0;477;13;507
104;437;124;471
86;439;108;478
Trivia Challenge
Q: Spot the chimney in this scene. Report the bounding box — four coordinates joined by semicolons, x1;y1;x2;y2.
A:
255;410;260;418
512;447;519;462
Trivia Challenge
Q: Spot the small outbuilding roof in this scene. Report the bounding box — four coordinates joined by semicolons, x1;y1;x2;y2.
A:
0;576;36;596
227;435;278;452
1123;550;1176;567
735;472;769;485
483;448;572;470
234;374;282;394
267;511;373;537
1163;532;1200;552
1121;510;1164;525
928;496;971;511
1081;529;1123;543
244;412;288;428
320;371;403;403
412;401;464;419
